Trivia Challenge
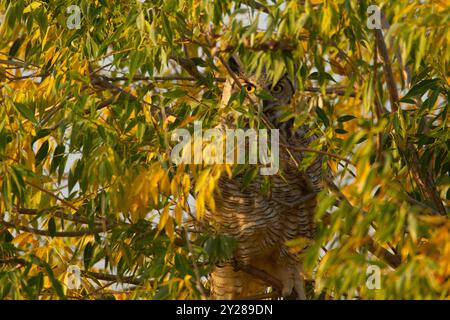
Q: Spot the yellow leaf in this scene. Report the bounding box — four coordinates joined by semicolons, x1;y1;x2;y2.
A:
166;115;176;123
23;1;42;13
130;200;140;223
205;179;216;212
170;175;179;196
196;191;205;218
114;293;128;300
132;170;148;195
178;116;197;128
195;168;210;193
174;203;183;224
12;233;33;247
143;93;152;105
182;173;190;196
159;170;171;194
158;205;170;231
165;216;175;241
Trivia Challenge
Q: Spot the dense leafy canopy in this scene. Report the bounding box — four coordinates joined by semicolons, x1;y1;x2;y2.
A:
0;0;449;299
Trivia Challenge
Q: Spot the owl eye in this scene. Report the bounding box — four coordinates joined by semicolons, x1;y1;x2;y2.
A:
244;83;256;93
271;83;284;94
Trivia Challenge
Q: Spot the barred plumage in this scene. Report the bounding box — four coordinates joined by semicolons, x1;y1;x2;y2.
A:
205;56;324;299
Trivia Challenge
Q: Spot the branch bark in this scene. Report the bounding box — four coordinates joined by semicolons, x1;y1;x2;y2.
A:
374;28;446;216
13;207;118;228
238;264;283;293
0;258;27;265
0;219;111;237
82;270;144;286
24;180;78;211
279;142;354;165
374;29;399;112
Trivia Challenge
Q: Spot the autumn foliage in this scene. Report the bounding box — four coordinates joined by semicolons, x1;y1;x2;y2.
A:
0;0;449;299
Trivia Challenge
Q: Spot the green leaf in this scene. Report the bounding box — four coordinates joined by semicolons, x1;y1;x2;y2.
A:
9;36;24;57
32;129;51;145
1;178;12;211
29;256;65;299
309;71;336;83
337;115;356;122
401;79;440;100
241;166;258;190
136;122;146;141
161;14;173;44
174;253;191;276
48;218;56;237
0;230;14;242
239;86;246;105
68;159;82;193
83;242;93;270
277;111;295;123
420;89;440;112
35;8;48;34
231;164;246;178
50;144;65;174
335;128;348;134
316;107;330;127
255;89;273;101
153;285;170;300
204;234;235;263
14;102;36;123
35;140;49;166
164;88;186;99
9;166;25;199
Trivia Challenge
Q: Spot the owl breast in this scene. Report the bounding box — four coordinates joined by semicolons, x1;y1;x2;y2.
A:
205;130;321;265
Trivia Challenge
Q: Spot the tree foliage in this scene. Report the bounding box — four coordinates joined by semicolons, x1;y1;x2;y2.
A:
0;0;449;299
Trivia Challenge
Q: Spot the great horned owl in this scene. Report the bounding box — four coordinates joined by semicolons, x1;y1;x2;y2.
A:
204;56;324;299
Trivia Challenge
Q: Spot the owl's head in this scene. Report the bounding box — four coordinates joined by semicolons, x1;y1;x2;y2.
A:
228;55;296;131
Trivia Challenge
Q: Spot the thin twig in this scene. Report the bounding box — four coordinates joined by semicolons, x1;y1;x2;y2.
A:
82;270;145;286
14;207;95;226
24;180;78;211
239;264;283;293
374;29;399;112
374;27;446;216
0;258;27;265
279;142;354;165
184;227;207;298
0;219;111;237
322;213;401;269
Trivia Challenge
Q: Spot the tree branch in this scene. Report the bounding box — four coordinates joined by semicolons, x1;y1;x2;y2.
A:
374;28;446;216
0;258;27;266
82;270;145;286
238;264;283;293
13;207;118;228
24;180;78;211
408;146;447;215
374;29;399;112
0;219;111;237
279;142;354;165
